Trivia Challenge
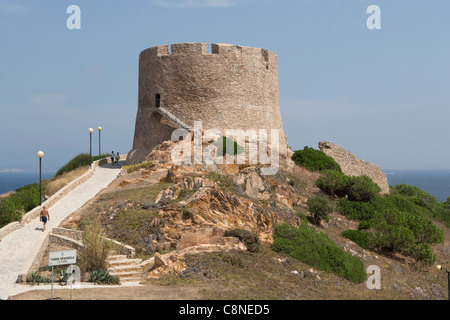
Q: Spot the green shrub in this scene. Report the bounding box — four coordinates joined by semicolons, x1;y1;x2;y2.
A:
14;183;40;211
0;198;22;227
272;223;366;283
306;196;334;225
88;269;120;284
57;269;72;284
56;153;109;176
410;243;436;266
368;209;417;253
26;271;51;285
316;170;351;198
405;212;444;245
346;176;381;202
358;220;373;231
292;147;342;172
337;198;375;221
224;229;261;253
0;183;41;228
78;222;112;273
341;230;369;249
392;184;437;204
212;137;245;157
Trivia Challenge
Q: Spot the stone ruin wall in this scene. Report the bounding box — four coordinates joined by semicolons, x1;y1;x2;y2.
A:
318;141;390;195
127;42;288;164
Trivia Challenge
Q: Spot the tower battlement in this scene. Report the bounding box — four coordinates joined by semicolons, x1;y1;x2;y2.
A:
139;42;276;63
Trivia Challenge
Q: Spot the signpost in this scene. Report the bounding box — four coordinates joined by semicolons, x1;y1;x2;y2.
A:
48;250;77;300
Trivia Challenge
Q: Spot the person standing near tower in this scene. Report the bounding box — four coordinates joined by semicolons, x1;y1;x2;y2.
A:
111;151;115;166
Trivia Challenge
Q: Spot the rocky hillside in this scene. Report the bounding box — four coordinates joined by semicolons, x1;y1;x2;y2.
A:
59;139;449;300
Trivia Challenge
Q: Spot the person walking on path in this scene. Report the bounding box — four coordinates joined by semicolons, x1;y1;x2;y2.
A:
111;151;115;166
40;206;50;232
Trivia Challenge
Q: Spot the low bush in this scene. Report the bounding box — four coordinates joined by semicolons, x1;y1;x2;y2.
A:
410;243;436;265
368;209;417;253
26;271;51;285
272;223;366;283
78;222;112;273
0;183;41;228
341;230;369;249
88;269;120;284
391;184;437;205
56;153;109;176
366;208;444;265
0;198;22;227
337;198;375;221
346;176;381;202
316;170;350;198
224;229;261;253
306;195;334;225
292;147;342;172
212;137;245;157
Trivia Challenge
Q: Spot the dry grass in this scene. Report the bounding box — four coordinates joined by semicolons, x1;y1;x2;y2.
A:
44;166;89;198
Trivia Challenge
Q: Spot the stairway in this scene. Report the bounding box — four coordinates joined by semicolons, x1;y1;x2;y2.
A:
107;254;144;283
148;107;193;131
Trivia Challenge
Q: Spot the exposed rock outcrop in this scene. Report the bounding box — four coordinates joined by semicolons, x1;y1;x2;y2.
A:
318;141;389;194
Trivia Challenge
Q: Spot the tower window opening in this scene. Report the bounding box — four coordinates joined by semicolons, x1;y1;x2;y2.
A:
155;94;161;108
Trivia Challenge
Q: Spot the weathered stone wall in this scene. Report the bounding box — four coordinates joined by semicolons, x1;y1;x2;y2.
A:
318;141;390;195
127;42;288;164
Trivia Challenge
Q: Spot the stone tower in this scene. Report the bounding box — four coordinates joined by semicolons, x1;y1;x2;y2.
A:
127;42;288;164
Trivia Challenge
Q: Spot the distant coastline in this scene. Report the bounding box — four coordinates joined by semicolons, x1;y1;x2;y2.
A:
0;171;56;195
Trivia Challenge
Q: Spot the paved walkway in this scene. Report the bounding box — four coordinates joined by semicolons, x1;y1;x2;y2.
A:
0;164;122;300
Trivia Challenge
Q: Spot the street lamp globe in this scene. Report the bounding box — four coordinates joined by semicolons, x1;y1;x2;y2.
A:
98;126;102;131
88;128;94;133
37;151;44;158
437;265;442;270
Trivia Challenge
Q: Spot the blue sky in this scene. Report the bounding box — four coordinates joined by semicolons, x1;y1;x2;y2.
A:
1;0;449;172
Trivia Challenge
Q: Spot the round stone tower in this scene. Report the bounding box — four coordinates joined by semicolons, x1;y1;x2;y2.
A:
127;42;288;164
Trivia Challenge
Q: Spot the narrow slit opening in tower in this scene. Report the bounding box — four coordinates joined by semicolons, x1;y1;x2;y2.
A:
155;94;161;108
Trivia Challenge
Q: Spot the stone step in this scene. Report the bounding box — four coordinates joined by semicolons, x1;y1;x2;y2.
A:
110;270;143;279
107;255;128;262
119;277;143;283
108;258;142;267
109;265;143;273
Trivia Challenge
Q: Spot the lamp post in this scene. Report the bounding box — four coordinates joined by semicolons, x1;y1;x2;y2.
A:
37;151;44;205
436;265;450;300
89;128;94;169
98;127;102;157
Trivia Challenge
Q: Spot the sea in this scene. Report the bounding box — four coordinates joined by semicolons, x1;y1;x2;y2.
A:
0;172;56;195
385;170;450;202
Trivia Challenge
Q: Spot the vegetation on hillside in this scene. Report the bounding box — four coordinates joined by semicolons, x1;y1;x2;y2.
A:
306;195;334;225
272;222;367;283
56;153;109;176
0;153;109;229
0;183;40;227
310;157;446;266
292;147;342;172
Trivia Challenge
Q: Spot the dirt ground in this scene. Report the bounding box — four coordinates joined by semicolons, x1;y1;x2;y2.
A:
8;284;208;300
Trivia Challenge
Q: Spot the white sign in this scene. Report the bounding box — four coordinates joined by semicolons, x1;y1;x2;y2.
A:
49;250;77;267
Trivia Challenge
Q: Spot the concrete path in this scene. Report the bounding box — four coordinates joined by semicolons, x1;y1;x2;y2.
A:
0;164;122;300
